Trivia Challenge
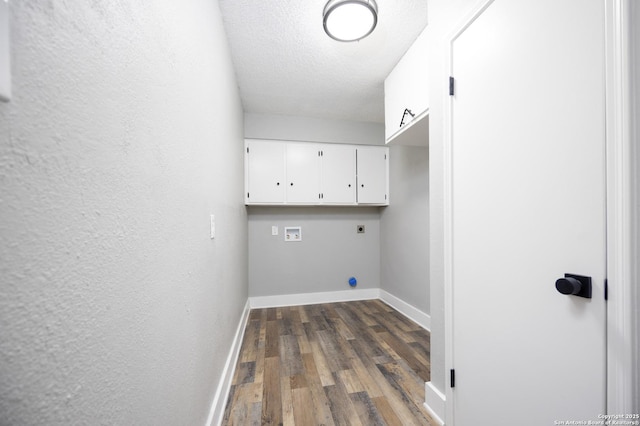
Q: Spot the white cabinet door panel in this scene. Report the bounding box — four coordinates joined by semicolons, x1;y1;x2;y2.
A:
321;145;356;204
286;143;320;204
384;27;429;143
357;147;388;204
246;141;285;204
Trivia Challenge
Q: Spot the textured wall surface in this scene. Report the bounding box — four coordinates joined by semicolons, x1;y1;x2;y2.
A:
0;1;247;425
380;145;429;313
219;1;428;123
248;207;381;297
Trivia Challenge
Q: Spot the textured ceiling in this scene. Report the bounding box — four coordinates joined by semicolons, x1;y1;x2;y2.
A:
218;0;428;123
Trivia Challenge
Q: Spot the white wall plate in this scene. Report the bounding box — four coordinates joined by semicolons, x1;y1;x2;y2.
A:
284;226;302;242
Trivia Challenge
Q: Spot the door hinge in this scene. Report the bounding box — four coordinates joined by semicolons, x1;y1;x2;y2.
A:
246;147;249;153
385;194;387;200
604;279;608;300
450;369;456;388
449;76;455;96
384;154;387;160
247;192;249;198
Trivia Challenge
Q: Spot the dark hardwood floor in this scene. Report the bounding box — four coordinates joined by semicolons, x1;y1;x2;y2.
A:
222;299;435;425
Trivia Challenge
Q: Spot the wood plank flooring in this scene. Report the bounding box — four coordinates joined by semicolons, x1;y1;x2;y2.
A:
222;299;435;425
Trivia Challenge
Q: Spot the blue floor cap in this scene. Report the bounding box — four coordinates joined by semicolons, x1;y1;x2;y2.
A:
348;277;357;287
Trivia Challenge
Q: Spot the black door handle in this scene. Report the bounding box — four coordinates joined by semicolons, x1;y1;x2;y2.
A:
555;274;592;299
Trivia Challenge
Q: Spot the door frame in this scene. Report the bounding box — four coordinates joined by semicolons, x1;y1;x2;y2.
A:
442;0;636;423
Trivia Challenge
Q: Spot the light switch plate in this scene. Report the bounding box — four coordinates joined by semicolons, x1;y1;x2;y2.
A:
271;226;278;236
0;0;10;102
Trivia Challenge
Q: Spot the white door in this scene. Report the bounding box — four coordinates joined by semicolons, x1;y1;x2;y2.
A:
286;143;320;204
246;141;285;204
357;147;388;204
450;0;606;424
321;145;356;204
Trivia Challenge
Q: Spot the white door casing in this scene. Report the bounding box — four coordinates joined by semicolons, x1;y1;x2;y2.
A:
446;0;607;424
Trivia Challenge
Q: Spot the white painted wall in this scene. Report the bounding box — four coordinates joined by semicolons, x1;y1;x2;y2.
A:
380;146;430;313
245;112;385;145
0;2;247;425
426;0;481;395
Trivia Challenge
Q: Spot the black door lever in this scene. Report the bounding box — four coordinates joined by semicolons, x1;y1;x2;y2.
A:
555;274;592;299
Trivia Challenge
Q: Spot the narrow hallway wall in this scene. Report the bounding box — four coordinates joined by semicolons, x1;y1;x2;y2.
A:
380;145;430;315
0;1;247;424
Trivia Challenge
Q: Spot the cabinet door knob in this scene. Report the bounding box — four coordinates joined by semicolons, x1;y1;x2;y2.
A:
290;182;294;186
361;184;365;188
276;182;280;186
348;184;351;187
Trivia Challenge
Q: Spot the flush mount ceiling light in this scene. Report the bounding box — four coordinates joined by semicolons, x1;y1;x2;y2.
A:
323;0;378;42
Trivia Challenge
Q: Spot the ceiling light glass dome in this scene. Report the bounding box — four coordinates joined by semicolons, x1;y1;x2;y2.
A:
323;0;378;42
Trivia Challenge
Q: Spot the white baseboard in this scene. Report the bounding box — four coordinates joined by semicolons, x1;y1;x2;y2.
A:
424;381;446;426
206;300;251;426
249;288;381;309
379;289;431;331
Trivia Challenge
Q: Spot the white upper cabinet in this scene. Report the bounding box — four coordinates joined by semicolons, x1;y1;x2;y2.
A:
320;144;356;204
286;143;320;204
384;26;429;146
245;140;285;204
356;146;389;204
245;140;387;206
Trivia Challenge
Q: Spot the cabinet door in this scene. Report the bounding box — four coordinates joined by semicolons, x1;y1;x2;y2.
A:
384;27;429;142
320;145;356;204
357;147;388;204
286;143;320;204
245;141;285;204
